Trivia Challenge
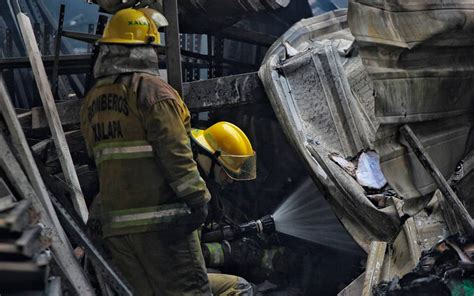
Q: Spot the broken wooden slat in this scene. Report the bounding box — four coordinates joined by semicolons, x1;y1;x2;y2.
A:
0;74;95;294
0;178;15;212
16;12;88;223
0;133;95;296
31;100;81;130
400;124;474;235
362;241;387;296
15;225;43;258
0;200;31;233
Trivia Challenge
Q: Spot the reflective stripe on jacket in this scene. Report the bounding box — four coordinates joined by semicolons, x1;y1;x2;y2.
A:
81;73;210;237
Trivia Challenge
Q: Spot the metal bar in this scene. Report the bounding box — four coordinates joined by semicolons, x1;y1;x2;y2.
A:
181;49;254;68
220;25;278;47
400;124;474;235
85;14;108;91
163;0;183;96
88;24;95;53
17;12;89;223
5;29;13;57
207;34;214;78
51;4;65;100
62;30;101;43
43;24;51;55
0;54;92;71
0;54;209;73
33;22;42;53
214;34;224;77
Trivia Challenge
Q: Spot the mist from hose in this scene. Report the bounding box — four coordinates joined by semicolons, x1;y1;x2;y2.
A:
272;178;360;253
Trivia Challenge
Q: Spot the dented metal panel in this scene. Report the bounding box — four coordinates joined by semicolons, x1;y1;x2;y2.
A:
348;0;474;124
260;10;402;250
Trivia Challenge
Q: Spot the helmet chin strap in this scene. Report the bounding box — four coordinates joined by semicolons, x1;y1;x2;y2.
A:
191;138;221;181
208;150;221;180
193;148;226;225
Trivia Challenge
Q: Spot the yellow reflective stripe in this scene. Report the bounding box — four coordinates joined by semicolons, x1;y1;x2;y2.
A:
170;170;206;198
93;142;154;164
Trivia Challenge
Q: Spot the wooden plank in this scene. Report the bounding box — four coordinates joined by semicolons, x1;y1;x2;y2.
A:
16;12;89;223
400;124;474;235
0;133;94;296
362;241;387;296
31;99;81;129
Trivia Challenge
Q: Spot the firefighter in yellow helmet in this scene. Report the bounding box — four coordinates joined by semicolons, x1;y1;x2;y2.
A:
191;122;257;184
82;8;254;296
191;122;259;285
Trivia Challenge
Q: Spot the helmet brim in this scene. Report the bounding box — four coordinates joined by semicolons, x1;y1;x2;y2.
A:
220;152;257;181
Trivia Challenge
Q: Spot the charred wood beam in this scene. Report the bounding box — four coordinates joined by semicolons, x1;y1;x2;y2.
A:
19;72;268;129
183;72;267;111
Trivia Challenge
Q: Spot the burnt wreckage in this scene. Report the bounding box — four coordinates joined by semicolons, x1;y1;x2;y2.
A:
0;0;473;295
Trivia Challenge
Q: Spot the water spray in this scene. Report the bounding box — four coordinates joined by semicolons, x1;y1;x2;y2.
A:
202;215;275;243
203;179;361;253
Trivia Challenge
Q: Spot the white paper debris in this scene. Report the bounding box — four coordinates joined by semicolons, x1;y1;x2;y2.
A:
356;151;387;190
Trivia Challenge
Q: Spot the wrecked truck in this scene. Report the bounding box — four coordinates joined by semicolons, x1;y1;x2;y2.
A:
259;1;474;295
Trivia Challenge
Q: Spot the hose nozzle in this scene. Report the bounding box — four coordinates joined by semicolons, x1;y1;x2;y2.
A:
202;215;276;243
259;215;275;234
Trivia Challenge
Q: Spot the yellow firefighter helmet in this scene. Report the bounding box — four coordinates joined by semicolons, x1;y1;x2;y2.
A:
100;8;168;45
191;122;257;181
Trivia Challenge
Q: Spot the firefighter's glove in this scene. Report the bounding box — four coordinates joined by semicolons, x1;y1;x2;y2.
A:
185;202;208;233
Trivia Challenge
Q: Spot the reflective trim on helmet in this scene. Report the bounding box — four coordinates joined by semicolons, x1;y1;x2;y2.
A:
170;170;206;199
93;141;154;164
107;203;191;229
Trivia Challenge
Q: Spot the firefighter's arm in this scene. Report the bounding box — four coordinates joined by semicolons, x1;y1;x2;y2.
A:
143;99;211;207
